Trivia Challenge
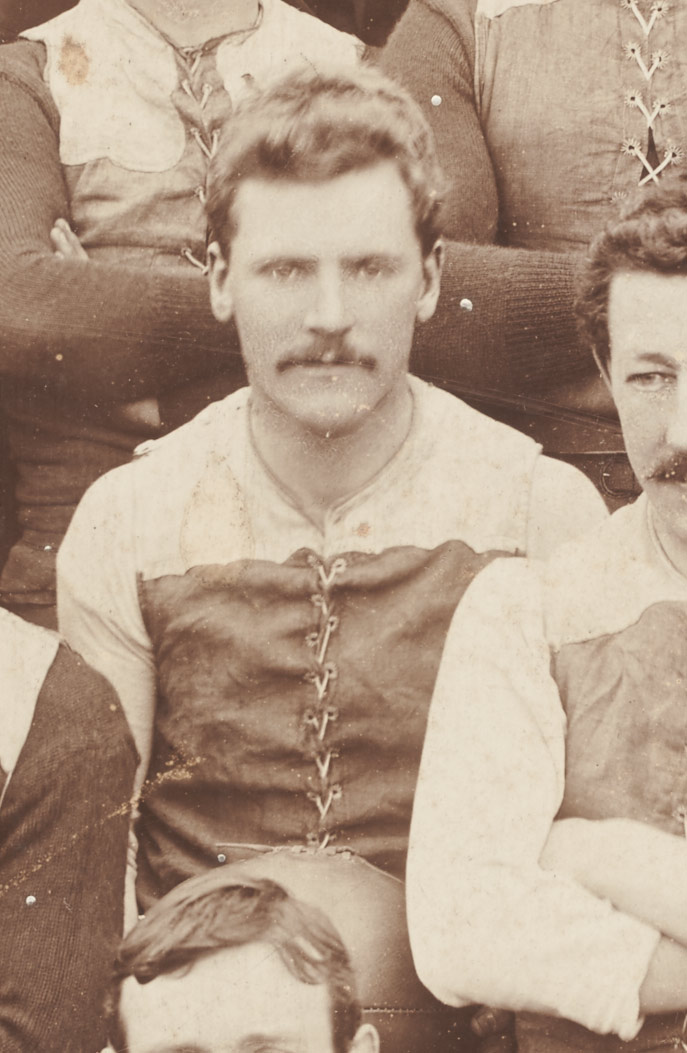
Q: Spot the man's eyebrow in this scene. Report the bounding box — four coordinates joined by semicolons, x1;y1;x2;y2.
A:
140;1046;207;1053
252;254;316;269
626;350;678;368
338;253;405;276
345;251;402;263
237;1032;301;1052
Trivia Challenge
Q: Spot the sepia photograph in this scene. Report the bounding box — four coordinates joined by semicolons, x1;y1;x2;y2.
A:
1;0;687;1049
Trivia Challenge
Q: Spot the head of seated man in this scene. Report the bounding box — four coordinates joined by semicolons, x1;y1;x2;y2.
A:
106;871;379;1053
579;170;687;573
204;64;444;518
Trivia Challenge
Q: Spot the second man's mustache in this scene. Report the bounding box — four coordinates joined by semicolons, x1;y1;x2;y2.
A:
647;452;687;483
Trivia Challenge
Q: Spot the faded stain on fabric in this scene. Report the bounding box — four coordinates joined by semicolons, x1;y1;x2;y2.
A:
58;37;90;86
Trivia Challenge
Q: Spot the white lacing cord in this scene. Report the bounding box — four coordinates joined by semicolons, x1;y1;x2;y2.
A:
302;557;348;849
190;125;219;161
619;0;682;183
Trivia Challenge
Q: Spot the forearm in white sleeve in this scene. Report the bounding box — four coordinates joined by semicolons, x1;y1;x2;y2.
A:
57;467;156;793
407;559;660;1041
542;816;687;947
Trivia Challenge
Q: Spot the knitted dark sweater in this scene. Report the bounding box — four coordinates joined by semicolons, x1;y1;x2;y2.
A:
381;0;591;397
0;643;136;1052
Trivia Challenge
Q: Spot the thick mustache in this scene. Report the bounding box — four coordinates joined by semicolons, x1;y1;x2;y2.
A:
646;454;687;483
277;339;375;373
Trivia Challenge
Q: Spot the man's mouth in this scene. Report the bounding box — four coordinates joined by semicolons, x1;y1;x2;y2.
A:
277;350;375;373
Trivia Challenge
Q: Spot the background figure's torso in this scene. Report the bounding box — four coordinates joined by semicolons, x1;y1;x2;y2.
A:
476;0;687;252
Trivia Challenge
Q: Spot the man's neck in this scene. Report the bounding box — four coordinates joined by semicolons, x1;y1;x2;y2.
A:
126;0;261;47
250;383;415;530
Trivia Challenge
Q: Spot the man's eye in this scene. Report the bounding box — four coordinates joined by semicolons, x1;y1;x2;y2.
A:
355;260;386;279
628;371;675;390
269;263;302;281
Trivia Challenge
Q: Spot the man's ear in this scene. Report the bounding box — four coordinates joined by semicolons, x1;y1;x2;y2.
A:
349;1022;380;1053
416;239;444;324
207;240;233;323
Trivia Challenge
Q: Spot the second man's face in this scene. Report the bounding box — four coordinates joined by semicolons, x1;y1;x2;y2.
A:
609;270;687;569
209;160;441;440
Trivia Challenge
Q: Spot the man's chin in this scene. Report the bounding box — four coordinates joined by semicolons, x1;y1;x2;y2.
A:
646;477;687;504
276;384;377;439
299;408;371;441
647;480;687;549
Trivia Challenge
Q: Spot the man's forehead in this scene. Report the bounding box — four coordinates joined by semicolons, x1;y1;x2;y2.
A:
609;269;687;311
609;270;687;359
229;162;420;256
119;943;334;1053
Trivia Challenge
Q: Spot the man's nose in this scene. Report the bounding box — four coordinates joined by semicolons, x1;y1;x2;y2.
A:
304;273;352;334
665;374;687;449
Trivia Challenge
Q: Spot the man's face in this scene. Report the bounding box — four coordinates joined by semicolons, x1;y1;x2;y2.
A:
609;271;687;563
209;161;441;439
119;941;337;1053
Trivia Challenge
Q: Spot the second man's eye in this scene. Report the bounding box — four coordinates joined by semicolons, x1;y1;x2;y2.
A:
628;371;675;391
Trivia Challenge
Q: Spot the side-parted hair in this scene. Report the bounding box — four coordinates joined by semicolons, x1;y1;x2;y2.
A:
578;170;687;373
206;64;445;258
108;872;361;1053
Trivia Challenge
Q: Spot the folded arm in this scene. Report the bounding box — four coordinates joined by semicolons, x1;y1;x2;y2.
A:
0;41;237;406
407;559;686;1038
541;816;687;949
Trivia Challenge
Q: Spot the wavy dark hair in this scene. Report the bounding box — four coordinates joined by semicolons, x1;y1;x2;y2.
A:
206;63;445;259
108;872;361;1052
577;170;687;374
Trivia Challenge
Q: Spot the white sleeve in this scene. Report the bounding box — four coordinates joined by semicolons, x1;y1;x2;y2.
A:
407;558;660;1041
57;467;156;793
58;467;157;929
526;455;609;560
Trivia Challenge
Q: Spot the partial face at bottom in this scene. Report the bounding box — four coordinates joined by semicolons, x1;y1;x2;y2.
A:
118;940;379;1053
118;942;337;1053
609;271;687;564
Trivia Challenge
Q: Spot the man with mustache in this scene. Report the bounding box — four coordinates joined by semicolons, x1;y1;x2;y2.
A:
407;172;687;1051
58;64;602;1050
